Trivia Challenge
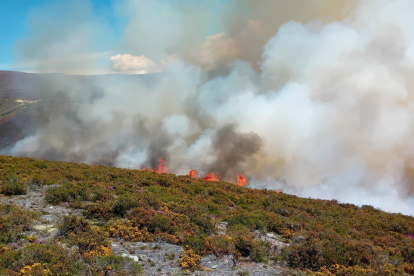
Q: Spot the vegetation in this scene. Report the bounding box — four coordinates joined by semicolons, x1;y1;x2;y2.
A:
0;203;141;275
1;155;414;275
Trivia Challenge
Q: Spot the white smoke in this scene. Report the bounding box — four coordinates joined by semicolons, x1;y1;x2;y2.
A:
7;0;414;215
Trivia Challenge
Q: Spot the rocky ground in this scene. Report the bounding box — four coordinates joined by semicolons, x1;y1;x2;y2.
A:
0;185;291;276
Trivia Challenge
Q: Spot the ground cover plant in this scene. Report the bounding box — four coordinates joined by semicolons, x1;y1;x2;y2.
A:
1;155;414;275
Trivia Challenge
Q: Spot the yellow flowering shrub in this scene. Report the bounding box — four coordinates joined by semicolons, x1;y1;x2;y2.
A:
107;220;154;242
20;263;53;276
179;246;203;272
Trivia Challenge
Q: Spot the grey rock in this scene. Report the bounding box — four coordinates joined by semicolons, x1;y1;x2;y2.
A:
40;214;58;223
216;222;228;236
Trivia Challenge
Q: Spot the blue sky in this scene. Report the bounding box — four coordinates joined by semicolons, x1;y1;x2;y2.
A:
0;0;239;73
0;0;120;71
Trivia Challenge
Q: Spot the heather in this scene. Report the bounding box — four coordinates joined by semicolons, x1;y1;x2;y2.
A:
1;155;414;275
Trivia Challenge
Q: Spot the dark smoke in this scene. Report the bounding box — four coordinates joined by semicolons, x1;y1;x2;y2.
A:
207;124;262;179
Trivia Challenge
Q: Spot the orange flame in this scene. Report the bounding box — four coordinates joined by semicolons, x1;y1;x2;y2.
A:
237;173;248;186
157;157;167;173
204;172;219;182
188;169;197;178
139;158;168;173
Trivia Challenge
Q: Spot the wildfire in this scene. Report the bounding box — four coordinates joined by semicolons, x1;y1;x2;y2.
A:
157;157;167;173
138;158;249;187
203;172;220;182
188;169;197;179
237;173;248;186
139;157;168;173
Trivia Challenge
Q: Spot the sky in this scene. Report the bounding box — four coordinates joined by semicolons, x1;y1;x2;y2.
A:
0;0;230;74
0;0;113;70
0;0;357;75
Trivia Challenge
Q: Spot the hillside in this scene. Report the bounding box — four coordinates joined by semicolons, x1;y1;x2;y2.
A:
0;155;414;275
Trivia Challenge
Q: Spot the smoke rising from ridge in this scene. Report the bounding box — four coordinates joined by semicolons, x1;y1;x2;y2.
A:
6;0;414;215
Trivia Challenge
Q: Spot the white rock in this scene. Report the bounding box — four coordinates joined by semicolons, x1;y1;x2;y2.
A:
122;253;139;262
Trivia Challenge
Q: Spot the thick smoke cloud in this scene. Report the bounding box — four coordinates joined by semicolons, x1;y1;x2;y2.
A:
207;124;262;180
7;0;414;215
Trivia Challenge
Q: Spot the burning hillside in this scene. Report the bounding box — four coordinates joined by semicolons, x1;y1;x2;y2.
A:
2;0;414;216
139;157;248;186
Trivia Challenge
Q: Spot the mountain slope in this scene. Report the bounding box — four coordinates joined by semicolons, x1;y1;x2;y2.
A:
0;155;414;275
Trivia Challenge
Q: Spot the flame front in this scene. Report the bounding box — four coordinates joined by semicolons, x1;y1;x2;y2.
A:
157;157;167;173
188;169;197;178
139;157;167;173
237;173;248;186
140;159;248;186
204;172;219;182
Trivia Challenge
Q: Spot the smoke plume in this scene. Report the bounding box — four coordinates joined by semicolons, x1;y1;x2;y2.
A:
6;0;414;215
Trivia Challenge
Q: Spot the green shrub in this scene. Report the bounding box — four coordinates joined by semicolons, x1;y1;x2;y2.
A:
60;216;112;256
95;254;142;275
0;204;37;246
113;195;139;217
45;182;90;204
85;202;114;220
0;177;27;196
0;243;84;275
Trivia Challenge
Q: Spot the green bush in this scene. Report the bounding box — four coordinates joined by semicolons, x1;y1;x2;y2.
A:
0;204;37;246
113;195;139;217
0;177;27;196
60;216;112;256
0;243;84;275
95;255;142;275
45;182;90;204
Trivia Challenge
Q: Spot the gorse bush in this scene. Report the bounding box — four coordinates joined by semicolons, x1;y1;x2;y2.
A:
0;243;85;275
60;216;112;257
1;155;414;275
0;243;141;276
0;176;27;196
45;182;90;204
94;255;142;275
179;246;202;271
0;204;38;246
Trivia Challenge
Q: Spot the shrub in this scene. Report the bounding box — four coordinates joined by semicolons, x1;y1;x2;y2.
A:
94;255;142;275
85;202;114;220
45;182;90;204
60;216;112;256
184;235;236;257
179;246;202;272
107;220;154;242
0;204;37;246
0;177;27;196
113;195;139;217
0;243;84;275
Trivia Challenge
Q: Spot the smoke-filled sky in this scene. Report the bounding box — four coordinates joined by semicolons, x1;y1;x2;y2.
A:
3;0;414;215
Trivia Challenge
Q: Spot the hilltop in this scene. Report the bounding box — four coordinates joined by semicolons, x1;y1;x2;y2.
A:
0;155;414;275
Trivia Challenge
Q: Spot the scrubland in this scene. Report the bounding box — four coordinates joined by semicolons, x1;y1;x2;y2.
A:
1;155;414;275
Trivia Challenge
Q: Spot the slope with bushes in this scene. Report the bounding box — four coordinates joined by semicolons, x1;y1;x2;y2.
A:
1;155;414;275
